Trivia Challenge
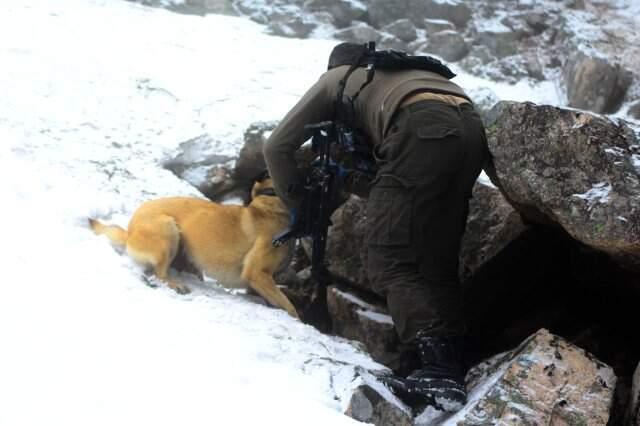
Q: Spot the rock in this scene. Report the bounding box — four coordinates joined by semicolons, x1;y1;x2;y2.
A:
567;0;586;9
266;12;317;38
376;35;409;52
424;30;469;62
422;18;455;35
465;86;500;122
628;361;640;424
522;51;545;80
304;0;366;28
524;11;550;35
367;0;471;30
629;101;640;120
233;121;277;183
422;0;471;29
366;0;410;29
459;181;528;281
327;286;401;369
475;29;520;58
326;195;371;290
485;101;640;270
163;122;285;202
457;46;494;76
381;19;418;43
344;374;413;426
169;0;237;15
334;23;382;44
162;134;236;198
448;329;616;424
564;50;633;114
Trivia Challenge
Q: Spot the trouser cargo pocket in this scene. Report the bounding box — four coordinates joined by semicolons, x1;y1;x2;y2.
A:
366;176;413;247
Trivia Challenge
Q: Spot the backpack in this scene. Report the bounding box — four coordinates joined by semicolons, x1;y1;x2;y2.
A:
335;41;456;125
332;42;456;176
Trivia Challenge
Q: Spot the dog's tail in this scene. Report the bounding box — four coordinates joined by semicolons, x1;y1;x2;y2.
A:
89;218;128;248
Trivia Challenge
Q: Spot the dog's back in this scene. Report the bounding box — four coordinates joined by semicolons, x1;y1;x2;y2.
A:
88;181;299;317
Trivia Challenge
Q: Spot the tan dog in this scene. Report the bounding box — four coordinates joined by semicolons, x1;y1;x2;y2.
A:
89;177;298;318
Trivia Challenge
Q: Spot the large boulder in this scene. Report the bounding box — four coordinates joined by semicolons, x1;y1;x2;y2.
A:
486;101;640;271
564;50;633;114
445;329;616;424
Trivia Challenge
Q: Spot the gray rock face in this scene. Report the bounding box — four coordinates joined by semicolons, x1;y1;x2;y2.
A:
333;23;382;44
327;286;400;369
459;181;528;281
345;375;413;426
424;30;469;62
368;0;471;29
304;0;366;28
475;29;519;59
381;19;418;43
628;361;640;425
486;101;640;270
447;329;616;424
234;121;276;182
163;122;279;201
564;50;633;114
326;195;371;291
266;13;317;38
422;18;455;35
171;0;237;15
628;101;640;120
465;86;500;122
163;134;236;198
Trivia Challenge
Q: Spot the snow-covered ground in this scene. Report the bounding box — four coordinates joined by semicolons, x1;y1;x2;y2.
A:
0;1;571;425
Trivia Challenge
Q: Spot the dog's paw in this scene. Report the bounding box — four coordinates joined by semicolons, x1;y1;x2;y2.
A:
169;283;191;295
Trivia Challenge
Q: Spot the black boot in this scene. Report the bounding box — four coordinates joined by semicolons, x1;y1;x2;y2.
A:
380;334;467;412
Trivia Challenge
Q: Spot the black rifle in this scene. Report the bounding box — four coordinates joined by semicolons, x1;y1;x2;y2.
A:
272;121;341;331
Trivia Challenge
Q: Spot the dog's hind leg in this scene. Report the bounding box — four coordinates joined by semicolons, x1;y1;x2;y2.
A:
241;238;299;318
126;215;190;295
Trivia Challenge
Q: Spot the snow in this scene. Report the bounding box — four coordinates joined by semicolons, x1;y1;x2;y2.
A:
357;309;395;325
572;182;613;207
632;154;640;173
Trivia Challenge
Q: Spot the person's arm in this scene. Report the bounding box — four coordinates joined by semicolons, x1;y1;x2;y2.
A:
263;72;336;209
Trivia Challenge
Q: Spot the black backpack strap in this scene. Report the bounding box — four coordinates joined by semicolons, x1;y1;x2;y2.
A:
335;42;377;126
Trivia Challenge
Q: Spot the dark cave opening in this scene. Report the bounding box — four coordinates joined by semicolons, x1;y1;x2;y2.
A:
464;225;640;423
